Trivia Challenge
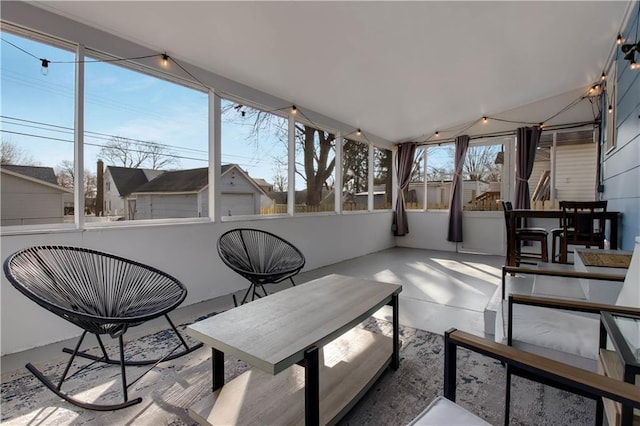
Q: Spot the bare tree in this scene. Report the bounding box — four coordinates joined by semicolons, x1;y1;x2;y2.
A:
1;140;36;165
272;159;287;192
297;124;335;206
224;101;336;207
464;145;501;181
342;139;369;195
56;160;98;208
99;136;179;169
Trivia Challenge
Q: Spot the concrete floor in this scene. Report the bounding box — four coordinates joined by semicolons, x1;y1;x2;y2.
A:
295;247;503;337
1;247;505;374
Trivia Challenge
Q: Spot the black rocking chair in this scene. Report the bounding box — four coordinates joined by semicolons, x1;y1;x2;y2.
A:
3;245;203;411
217;228;306;306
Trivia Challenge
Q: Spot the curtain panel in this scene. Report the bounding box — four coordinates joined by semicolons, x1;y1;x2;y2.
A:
393;142;417;236
447;135;469;242
514;126;541;210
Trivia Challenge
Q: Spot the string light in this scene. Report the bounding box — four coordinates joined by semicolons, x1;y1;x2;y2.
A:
617;34;623;44
608;104;613;114
40;58;50;75
482;116;488;123
435;131;439;137
161;53;169;67
356;128;362;136
601;72;606;81
291;105;297;115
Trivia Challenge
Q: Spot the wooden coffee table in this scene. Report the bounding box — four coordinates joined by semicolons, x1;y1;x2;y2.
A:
187;274;402;425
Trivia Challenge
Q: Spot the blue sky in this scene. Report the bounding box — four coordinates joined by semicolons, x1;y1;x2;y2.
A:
1;31;286;184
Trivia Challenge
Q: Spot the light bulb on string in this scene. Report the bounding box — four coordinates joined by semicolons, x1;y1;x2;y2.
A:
161;53;169;67
435;131;439;137
601;72;606;81
291;105;297;115
356;128;362;136
40;58;50;75
617;34;623;45
608;104;613;114
482;116;488;123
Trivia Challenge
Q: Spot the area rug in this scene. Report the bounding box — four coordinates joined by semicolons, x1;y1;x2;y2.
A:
1;316;594;425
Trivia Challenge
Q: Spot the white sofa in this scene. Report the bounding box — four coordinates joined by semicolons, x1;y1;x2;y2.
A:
495;236;640;371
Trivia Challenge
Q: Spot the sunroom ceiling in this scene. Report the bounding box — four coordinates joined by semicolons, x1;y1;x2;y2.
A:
32;1;630;143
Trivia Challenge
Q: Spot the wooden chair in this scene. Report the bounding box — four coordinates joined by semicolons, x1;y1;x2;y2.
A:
408;328;640;425
2;245;203;410
502;201;548;266
557;201;607;264
217;228;306;306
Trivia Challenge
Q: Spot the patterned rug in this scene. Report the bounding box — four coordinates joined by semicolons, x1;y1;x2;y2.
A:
1;316;594;425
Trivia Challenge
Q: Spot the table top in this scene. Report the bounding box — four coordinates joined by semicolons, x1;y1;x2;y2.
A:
509;209;620;219
187;274;402;375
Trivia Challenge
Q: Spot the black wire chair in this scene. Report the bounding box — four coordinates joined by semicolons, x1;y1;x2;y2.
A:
217;228;306;306
2;245;203;411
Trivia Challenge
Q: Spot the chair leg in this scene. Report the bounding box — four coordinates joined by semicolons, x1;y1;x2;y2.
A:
26;334;142;411
64;316;203;366
540;237;548;262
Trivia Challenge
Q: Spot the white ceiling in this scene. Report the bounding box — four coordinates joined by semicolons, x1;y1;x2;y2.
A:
34;1;631;143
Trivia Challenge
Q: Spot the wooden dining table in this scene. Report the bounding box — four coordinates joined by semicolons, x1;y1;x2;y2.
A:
507;209;621;267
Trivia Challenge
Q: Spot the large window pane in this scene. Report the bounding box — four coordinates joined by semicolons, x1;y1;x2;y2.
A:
407;148;426;210
342;138;369;211
294;121;335;214
84;50;208;221
1;30;75;227
373;147;392;210
221;99;288;216
426;145;454;210
463;142;503;211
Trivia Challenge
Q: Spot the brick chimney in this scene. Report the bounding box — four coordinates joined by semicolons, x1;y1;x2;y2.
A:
96;160;104;216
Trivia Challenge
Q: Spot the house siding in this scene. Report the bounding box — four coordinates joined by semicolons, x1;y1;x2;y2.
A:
603;3;640;250
135;194;200;219
556;143;597;202
1;173;67;226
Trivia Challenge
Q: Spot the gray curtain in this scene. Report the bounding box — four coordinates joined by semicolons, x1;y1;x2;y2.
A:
514;126;541;209
393;142;417;236
447;135;469;242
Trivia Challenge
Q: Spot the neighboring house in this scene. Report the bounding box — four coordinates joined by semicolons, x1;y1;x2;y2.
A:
0;165;73;226
102;166;164;218
128;165;270;219
253;178;274;193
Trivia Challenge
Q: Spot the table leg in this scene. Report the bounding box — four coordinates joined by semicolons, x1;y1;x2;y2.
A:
212;348;224;392
610;215;619;250
304;346;320;426
390;293;400;370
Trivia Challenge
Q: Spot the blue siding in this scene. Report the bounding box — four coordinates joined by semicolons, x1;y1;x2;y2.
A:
603;1;640;250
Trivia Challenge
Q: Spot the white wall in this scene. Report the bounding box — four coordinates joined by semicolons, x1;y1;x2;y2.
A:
0;212;394;355
397;211;505;256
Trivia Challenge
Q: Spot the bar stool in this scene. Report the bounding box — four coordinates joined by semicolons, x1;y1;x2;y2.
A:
502;201;549;265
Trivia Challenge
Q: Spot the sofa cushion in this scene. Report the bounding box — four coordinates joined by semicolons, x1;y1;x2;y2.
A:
408;396;489;426
496;302;600;370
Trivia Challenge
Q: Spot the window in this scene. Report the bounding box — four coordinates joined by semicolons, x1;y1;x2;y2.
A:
407;148;426;210
84;49;208;222
1;29;76;227
373;147;392;210
425;145;454;210
221;99;288;217
462;142;503;211
342;138;369;211
294;121;336;214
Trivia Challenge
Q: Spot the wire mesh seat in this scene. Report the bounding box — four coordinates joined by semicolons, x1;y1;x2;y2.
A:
2;245;203;411
217;228;306;306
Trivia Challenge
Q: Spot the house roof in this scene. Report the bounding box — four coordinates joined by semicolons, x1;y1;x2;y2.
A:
106;166;154;196
1;165;58;185
28;1;631;143
133;167;208;193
